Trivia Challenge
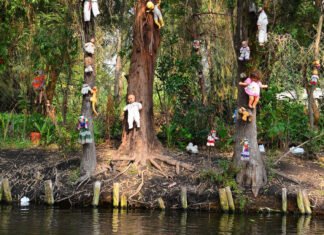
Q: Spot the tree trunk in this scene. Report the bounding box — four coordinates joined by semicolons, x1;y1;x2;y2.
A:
80;3;96;176
46;68;59;104
118;0;161;165
114;29;123;103
233;0;267;197
62;61;72;125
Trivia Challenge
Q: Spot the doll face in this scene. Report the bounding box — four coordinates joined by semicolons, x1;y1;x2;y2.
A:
242;41;248;47
128;95;135;103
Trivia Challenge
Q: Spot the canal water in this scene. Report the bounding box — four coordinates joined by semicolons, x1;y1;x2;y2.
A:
0;206;324;234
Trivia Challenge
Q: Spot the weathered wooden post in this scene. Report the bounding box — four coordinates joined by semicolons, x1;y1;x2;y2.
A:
181;186;188;209
113;183;120;208
282;188;287;213
120;194;127;209
2;178;12;203
92;181;101;207
225;186;235;212
157;197;165;210
302;189;312;215
44;180;54;205
219;188;229;212
297;189;305;214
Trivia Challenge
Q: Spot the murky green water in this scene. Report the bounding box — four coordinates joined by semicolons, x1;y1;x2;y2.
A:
0;206;323;234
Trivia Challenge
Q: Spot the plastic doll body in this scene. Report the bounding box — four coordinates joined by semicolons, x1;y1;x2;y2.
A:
257;8;268;45
124;95;142;129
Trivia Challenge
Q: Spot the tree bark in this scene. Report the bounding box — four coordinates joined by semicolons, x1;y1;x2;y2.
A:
80;2;96;176
118;0;162;165
114;29;123;103
233;0;267;197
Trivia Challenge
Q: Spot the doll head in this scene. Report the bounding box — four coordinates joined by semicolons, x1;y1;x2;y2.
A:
258;7;263;13
146;1;154;10
313;60;320;69
313;69;319;75
90;38;95;44
250;71;261;81
127;94;135;104
242;41;248;47
92;86;97;92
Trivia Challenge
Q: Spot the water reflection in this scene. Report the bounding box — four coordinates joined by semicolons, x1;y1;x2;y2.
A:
0;206;324;235
112;209;119;233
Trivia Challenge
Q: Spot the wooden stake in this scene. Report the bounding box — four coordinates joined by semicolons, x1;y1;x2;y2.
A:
113;183;120;208
225;186;235;212
181;186;188;209
302;189;312;215
120;194;127;209
2;178;12;203
44;180;54;205
297;189;305;214
282;188;287;213
157;197;165;210
92;181;101;207
219;188;229;212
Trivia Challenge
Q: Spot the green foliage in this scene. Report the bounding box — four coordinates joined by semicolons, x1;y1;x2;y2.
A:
199;159;248;211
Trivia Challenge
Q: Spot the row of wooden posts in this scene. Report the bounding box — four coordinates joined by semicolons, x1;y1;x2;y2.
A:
0;179;312;214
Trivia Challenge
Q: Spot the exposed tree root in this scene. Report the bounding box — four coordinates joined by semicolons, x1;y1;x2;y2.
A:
155;155;195;171
129;170;146;201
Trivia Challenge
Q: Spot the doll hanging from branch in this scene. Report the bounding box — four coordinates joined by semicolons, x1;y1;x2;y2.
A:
90;86;99;116
123;94;142;130
146;0;165;29
77;115;93;144
32;70;46;104
239;71;268;109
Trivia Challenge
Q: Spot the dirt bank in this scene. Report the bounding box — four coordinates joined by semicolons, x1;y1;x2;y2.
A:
0;145;323;214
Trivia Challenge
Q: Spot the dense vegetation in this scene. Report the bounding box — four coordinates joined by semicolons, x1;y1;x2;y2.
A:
0;0;323;153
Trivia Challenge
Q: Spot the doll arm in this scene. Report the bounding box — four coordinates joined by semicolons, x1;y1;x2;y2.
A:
239;82;248;86
123;105;128;112
137;102;142;110
261;84;268;89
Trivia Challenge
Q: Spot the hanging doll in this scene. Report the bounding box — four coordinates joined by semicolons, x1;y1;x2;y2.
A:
81;84;92;95
310;69;319;86
257;7;268;46
84;38;96;55
240;138;250;161
32;70;46;104
313;60;321;70
83;0;100;22
206;130;219;147
77;115;93;144
146;1;165;29
123;94;142;129
193;40;200;51
239;71;268;109
90;86;99;116
238;41;250;61
84;56;94;73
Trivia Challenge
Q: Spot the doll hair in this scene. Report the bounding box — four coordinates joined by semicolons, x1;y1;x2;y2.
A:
250;71;261;81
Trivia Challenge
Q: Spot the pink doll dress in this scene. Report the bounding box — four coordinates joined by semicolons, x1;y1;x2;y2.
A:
244;78;262;97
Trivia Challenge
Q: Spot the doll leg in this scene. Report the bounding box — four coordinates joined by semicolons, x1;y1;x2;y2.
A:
248;96;254;109
84;1;91;22
252;96;259;108
134;112;140;128
91;0;100;17
128;115;134;129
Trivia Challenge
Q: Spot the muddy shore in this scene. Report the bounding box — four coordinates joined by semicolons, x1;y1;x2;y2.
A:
0;146;323;215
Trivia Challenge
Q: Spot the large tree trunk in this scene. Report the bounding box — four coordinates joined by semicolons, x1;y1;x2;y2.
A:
233;0;267;197
118;0;162;165
80;2;96;176
114;29;123;103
